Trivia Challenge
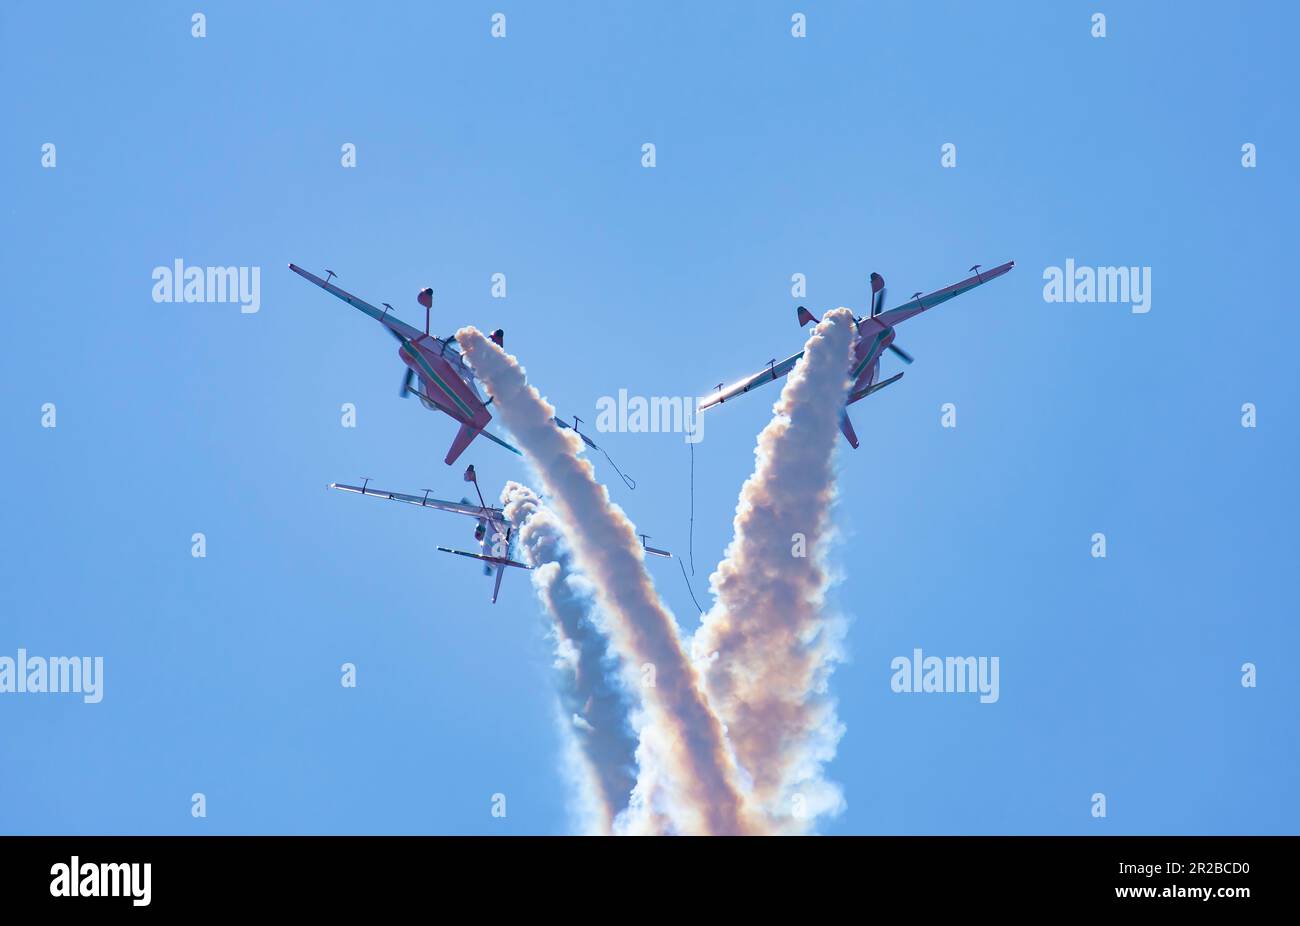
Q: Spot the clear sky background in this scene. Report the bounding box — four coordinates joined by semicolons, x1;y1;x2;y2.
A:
2;2;1296;835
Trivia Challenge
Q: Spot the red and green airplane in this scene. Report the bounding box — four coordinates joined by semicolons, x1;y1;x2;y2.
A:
700;260;1014;447
290;264;521;465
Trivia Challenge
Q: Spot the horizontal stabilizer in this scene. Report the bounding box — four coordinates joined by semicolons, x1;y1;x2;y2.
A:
437;546;531;570
848;371;904;404
475;427;523;456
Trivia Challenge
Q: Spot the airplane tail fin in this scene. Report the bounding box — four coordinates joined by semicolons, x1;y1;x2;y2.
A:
445;422;480;466
797;306;819;327
839;409;860;449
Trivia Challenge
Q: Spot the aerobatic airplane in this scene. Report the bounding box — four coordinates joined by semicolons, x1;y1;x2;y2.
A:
329;465;528;604
700;260;1014;448
289;263;521;466
329;465;673;604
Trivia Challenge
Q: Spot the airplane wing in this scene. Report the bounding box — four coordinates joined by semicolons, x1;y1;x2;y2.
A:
873;260;1014;328
329;482;506;524
699;351;803;411
289;263;434;346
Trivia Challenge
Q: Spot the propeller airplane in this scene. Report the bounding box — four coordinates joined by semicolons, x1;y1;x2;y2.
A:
699;260;1015;448
328;465;672;605
329;464;528;604
289;263;522;466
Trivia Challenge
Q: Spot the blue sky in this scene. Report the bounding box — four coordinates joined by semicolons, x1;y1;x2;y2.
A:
2;1;1296;834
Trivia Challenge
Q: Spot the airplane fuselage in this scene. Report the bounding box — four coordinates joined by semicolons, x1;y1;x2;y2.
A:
845;316;895;399
287;263;521;465
702;260;1014;416
732;316;894;408
397;336;491;429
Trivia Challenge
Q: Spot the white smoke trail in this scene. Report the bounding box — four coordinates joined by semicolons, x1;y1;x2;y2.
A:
499;481;639;835
457;326;757;835
692;307;856;834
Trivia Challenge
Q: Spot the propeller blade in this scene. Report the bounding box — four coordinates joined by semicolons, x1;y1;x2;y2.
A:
888;343;914;364
870;272;886;317
400;367;414;397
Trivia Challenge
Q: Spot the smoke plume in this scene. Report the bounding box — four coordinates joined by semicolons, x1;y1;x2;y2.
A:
457;326;756;835
692;307;856;833
500;481;639;835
